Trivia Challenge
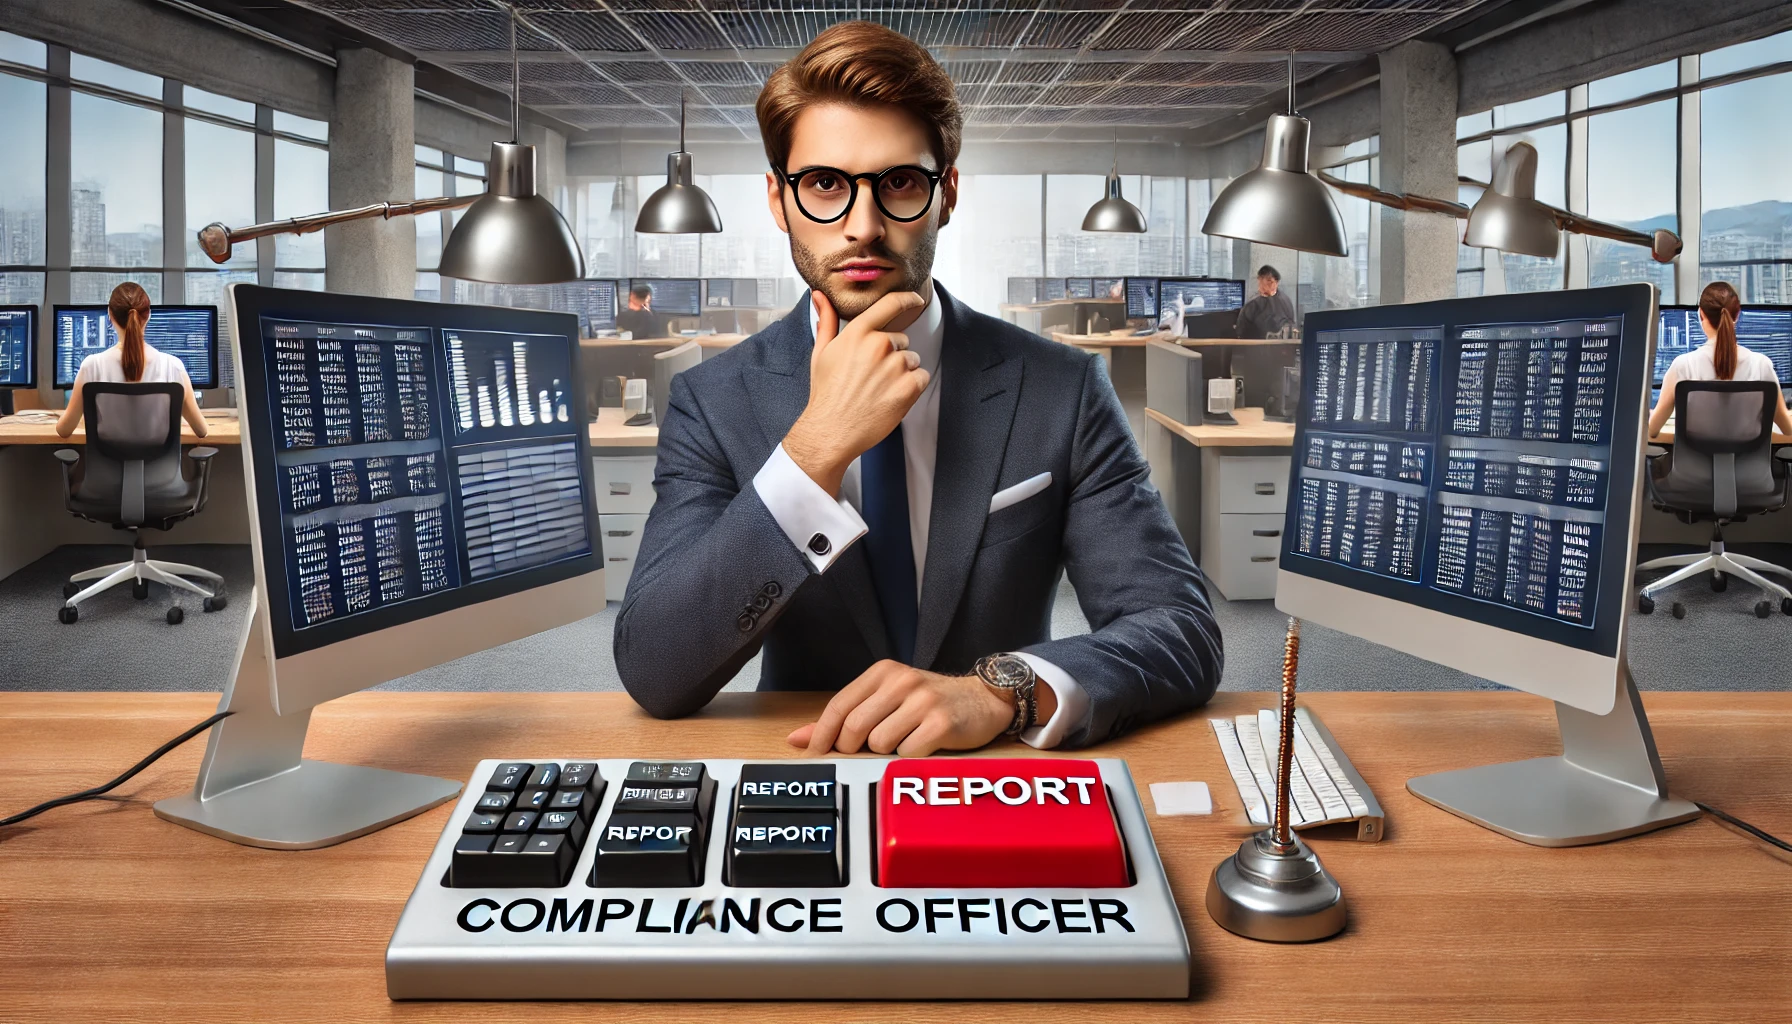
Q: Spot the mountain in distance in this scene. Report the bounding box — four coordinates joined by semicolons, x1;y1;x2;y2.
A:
1615;200;1792;236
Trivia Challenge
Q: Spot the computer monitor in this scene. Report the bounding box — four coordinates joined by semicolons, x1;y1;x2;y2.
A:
577;279;618;333
1156;277;1246;313
1040;278;1068;302
1093;277;1123;301
1065;278;1095;299
705;279;733;307
153;284;605;849
54;304;218;389
0;305;35;389
733;278;762;307
1276;284;1697;846
1656;304;1792;384
1124;278;1159;320
630;278;701;317
1008;278;1040;305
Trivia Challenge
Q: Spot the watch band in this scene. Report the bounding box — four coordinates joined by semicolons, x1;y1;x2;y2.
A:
975;654;1037;737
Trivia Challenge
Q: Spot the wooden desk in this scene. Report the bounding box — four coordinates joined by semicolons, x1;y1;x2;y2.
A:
1651;418;1792;445
1143;407;1294;600
1145;406;1295;448
581;334;745;351
586;405;658;449
1050;332;1296;350
0;413;242;446
0;689;1786;1023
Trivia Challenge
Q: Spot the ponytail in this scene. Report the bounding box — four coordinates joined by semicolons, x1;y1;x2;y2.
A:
1699;280;1742;382
107;281;151;383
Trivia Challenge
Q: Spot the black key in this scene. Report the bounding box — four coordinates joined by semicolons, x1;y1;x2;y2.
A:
450;833;498;887
736;764;840;813
590;812;704;887
535;809;588;846
462;812;503;834
614;784;699;814
625;761;707;787
487;762;533;792
451;830;574;888
493;834;527;855
548;787;599;823
727;811;845;887
515;832;578;887
502;811;538;833
474;791;513;814
515;788;552;811
527;763;561;790
560;762;600;790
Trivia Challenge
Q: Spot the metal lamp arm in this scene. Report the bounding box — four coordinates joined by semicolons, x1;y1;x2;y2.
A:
196;194;479;264
1316;171;1470;218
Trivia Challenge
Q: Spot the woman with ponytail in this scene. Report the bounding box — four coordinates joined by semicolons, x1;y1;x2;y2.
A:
56;282;208;439
1648;280;1792;438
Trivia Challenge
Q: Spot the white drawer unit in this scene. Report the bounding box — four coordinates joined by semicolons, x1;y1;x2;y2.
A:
1214;454;1292;514
591;456;658;516
1200;512;1286;601
599;513;648;602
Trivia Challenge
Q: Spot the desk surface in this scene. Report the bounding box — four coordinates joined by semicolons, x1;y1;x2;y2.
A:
582;334;745;350
0;413;242;446
0;689;1785;1023
587;405;659;449
1050;331;1297;349
1146;406;1296;448
1651;417;1792;445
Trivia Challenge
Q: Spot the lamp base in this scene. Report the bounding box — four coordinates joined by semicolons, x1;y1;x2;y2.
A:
1205;832;1346;942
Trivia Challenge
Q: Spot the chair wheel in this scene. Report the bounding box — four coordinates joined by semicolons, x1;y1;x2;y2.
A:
1637;594;1654;614
133;579;149;600
203;594;227;612
1712;573;1727;592
1782;597;1792;617
166;606;184;625
1672;602;1685;619
58;605;77;624
1755;600;1772;619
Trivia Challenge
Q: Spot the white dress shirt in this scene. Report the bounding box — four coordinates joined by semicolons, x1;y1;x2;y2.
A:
751;285;1090;748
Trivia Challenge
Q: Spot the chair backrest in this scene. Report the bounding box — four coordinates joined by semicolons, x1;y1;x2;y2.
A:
1665;380;1778;517
651;340;702;421
79;382;184;525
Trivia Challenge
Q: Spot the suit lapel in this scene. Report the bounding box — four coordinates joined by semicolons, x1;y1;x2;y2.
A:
743;295;891;663
913;288;1022;669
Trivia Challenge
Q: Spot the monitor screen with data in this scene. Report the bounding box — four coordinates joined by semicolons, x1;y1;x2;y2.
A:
1281;285;1655;657
1093;277;1122;300
1124;278;1159;319
0;306;33;388
1656;304;1792;384
572;280;617;333
55;304;217;389
1157;278;1245;313
1065;278;1094;299
630;278;701;317
229;285;599;659
1040;278;1068;301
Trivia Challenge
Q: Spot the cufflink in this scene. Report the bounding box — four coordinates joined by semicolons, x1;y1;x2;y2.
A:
808;533;831;556
736;613;755;633
761;581;782;598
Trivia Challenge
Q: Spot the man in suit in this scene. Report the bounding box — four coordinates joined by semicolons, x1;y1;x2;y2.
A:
616;283;669;339
1237;265;1296;339
614;21;1222;754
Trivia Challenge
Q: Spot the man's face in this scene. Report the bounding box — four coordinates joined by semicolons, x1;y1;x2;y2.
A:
767;102;958;320
1258;275;1278;298
630;292;649;311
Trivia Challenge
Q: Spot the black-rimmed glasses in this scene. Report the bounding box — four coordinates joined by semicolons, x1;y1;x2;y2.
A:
774;164;946;224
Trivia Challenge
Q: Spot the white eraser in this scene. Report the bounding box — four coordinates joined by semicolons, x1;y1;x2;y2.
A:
1148;781;1213;817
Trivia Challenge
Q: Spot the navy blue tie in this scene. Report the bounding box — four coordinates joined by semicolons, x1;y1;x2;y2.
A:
860;424;918;664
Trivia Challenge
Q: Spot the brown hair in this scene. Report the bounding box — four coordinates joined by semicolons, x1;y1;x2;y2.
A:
1699;280;1742;381
108;281;151;383
756;21;963;175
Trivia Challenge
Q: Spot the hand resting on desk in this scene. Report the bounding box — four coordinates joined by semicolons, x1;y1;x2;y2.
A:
788;660;1058;757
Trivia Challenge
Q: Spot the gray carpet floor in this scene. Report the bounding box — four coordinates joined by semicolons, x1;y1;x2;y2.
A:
3;543;1790;695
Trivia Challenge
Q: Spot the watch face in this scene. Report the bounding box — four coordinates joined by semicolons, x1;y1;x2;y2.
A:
981;655;1032;690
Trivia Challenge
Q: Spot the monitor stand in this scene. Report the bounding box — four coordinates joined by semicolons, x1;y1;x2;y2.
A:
154;590;462;849
1405;664;1699;846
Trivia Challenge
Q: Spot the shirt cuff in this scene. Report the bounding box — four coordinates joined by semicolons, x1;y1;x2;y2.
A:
753;443;868;574
1013;653;1091;750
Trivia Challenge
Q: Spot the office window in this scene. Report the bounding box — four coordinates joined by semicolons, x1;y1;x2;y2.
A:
415;145;443;166
698;173;799;280
273;111;328;143
1699;70;1792;302
1457;141;1489;296
1496;124;1566;293
578;178;627;279
1140;177;1186;276
71;272;162;303
70;91;162;269
1190;178;1233;280
1456;111;1492;139
631;174;699;277
186;118;256;267
272;271;324;291
273;138;328;272
415;163;443;272
1702;29;1792;80
454;155;486;177
932;174;1042;316
1586;99;1676;299
1492;92;1565;130
184;85;254;124
1301;153;1378;314
1588;61;1676;107
0;273;44;305
0;31;46;68
414;271;441;303
70;54;161;99
0;71;47;269
1045;173;1145;277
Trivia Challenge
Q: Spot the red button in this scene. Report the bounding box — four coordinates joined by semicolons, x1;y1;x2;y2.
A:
876;758;1128;888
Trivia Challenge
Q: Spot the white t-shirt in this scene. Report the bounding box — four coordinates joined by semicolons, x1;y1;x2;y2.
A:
73;344;191;388
1665;341;1779;387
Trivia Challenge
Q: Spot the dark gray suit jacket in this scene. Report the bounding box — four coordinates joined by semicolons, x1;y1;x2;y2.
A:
613;285;1222;747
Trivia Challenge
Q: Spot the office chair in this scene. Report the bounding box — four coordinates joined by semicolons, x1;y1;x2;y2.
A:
1637;380;1792;619
53;382;227;625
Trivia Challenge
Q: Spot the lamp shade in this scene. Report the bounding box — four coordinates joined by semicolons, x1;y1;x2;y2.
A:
636;151;722;234
1202;114;1348;257
439;142;585;284
1083;172;1148;233
1463;141;1561;258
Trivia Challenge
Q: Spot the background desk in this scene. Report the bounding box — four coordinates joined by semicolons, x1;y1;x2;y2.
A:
0;689;1785;1023
586;408;660;600
580;336;747;410
1143;407;1294;600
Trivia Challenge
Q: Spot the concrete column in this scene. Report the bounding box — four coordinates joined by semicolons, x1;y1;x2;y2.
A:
1378;40;1459;305
521;122;569;211
326;48;415;298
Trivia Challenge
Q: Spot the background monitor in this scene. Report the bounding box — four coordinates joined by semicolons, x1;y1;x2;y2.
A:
1656;304;1792;384
1093;277;1123;300
704;279;733;307
578;279;618;333
1065;278;1095;299
0;305;35;388
731;278;761;307
1040;278;1068;301
1008;278;1040;305
630;278;701;317
54;304;217;389
1124;278;1160;320
1157;277;1246;313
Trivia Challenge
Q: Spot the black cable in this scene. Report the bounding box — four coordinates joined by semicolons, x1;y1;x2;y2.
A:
1696;801;1792;855
0;711;233;828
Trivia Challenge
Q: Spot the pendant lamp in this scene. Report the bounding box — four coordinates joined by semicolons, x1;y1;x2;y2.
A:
1082;131;1148;233
636;93;723;234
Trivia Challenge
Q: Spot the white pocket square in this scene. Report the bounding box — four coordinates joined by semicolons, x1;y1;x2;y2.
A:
989;472;1052;514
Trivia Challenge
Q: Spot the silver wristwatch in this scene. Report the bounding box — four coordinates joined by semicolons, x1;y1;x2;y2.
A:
974;653;1037;737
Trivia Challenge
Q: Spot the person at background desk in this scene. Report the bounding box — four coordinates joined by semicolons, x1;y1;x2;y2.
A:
55;281;207;440
1648;280;1792;438
614;21;1221;755
1236;265;1295;339
616;283;670;339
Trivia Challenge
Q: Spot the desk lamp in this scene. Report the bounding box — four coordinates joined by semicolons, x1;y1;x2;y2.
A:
1206;617;1347;941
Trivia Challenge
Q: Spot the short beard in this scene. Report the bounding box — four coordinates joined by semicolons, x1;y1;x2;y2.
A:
789;226;938;320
